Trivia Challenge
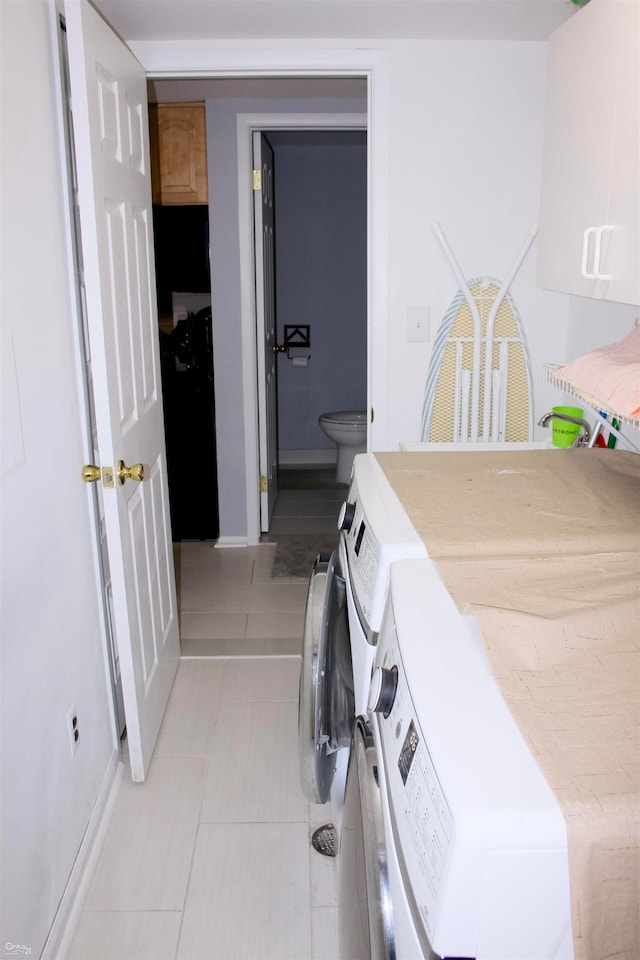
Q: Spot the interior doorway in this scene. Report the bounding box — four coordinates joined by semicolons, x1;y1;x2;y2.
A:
148;100;218;542
149;78;369;543
267;129;368;469
253;127;368;532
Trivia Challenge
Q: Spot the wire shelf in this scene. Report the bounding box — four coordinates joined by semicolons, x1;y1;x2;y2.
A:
541;362;640;428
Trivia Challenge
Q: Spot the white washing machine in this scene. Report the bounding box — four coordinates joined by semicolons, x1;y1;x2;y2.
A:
339;454;428;715
298;454;427;824
342;558;574;960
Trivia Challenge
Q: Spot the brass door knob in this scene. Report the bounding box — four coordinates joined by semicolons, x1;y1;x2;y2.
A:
117;460;144;486
82;464;102;483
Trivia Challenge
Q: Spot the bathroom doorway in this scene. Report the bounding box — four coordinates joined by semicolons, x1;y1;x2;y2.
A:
267;129;368;470
250;121;368;532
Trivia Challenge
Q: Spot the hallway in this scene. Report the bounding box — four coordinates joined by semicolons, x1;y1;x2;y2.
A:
67;470;345;959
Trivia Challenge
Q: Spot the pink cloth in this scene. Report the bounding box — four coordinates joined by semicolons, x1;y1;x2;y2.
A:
554;324;640;421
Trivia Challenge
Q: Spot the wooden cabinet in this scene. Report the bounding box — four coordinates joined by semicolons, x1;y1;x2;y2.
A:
149;103;208;205
537;0;639;306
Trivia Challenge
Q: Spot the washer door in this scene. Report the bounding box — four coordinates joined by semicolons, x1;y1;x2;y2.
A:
298;550;354;804
338;719;395;960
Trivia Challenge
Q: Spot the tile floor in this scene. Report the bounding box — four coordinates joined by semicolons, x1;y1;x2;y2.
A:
68;470;347;960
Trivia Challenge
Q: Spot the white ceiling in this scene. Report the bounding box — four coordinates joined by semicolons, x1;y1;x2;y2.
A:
93;0;576;43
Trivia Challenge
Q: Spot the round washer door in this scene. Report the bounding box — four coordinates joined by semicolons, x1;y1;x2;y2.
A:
299;549;354;803
298;552;337;803
338;718;395;960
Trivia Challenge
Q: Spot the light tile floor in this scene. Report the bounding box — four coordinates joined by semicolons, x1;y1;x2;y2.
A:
68;472;345;960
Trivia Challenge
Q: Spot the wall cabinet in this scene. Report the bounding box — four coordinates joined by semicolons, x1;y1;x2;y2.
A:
149;103;208;205
537;0;639;306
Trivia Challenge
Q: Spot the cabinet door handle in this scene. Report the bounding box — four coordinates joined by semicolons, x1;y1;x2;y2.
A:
581;225;613;280
581;226;597;278
593;225;613;279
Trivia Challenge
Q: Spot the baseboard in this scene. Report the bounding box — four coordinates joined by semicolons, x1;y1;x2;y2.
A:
279;449;336;466
42;751;124;960
214;536;249;548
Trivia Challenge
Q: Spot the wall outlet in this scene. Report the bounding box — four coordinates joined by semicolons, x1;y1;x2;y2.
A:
66;703;79;758
407;305;430;343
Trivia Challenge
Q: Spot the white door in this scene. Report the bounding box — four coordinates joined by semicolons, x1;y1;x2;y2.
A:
65;0;179;781
253;132;279;531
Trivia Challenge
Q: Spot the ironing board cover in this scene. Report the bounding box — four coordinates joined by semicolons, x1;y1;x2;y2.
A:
421;278;533;443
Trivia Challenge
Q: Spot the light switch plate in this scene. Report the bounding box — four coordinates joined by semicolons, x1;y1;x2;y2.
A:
407;305;430;342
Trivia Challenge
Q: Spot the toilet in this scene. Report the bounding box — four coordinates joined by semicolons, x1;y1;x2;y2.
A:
318;410;367;484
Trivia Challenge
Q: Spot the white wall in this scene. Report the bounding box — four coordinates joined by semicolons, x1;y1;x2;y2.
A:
0;2;116;954
384;40;569;446
147;37;577;537
566;296;638;360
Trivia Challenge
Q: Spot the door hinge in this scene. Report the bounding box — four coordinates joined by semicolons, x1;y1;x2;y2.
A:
252;169;262;191
260;474;268;493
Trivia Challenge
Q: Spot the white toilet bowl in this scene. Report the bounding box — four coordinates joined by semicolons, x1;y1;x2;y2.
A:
318;410;367;484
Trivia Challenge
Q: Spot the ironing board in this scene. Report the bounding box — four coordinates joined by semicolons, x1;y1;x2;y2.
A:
421;278;533;443
421;224;536;444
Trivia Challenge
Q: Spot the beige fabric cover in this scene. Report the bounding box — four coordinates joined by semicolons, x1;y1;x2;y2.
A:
376;450;640;960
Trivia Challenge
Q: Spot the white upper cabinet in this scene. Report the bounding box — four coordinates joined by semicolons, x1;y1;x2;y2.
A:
537;0;640;306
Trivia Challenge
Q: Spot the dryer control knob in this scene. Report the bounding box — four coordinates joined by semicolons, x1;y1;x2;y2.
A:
368;666;398;717
338;501;356;532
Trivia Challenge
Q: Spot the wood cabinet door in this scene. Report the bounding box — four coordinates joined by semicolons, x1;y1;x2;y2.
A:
149;103;208;205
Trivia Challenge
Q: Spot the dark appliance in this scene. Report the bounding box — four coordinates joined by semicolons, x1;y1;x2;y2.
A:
160;306;219;541
153;205;211;318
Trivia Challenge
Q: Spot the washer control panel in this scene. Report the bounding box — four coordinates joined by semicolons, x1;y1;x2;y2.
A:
375;623;453;942
340;456;426;634
344;508;381;627
338;500;356;533
368;665;398;717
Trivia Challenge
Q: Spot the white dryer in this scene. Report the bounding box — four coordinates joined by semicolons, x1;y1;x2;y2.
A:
339;454;428;715
298;454;427;823
341;557;574;960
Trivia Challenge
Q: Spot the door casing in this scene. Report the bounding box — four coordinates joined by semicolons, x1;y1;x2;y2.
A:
252;130;279;532
242;112;368;540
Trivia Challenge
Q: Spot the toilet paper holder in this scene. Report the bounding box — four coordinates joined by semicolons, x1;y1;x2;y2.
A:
273;324;311;361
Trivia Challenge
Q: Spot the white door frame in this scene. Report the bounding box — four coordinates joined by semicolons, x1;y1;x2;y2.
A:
240;112;368;542
132;44;389;545
252;129;279;532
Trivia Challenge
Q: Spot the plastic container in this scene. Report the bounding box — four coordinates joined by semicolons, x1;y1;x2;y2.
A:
551;406;584;447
